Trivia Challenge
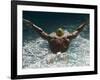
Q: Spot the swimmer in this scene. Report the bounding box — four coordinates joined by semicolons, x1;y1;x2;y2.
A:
23;19;88;54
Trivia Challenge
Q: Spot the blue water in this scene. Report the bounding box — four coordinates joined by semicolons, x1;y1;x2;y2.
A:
22;11;90;68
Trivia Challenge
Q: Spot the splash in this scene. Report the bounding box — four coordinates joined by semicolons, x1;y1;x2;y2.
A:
22;34;90;69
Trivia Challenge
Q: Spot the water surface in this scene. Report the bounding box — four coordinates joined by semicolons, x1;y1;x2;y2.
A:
22;11;90;68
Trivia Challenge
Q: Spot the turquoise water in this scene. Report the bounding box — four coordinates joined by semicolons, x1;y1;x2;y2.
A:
22;11;90;68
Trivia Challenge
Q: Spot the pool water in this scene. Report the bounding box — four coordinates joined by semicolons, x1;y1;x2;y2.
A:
22;11;90;69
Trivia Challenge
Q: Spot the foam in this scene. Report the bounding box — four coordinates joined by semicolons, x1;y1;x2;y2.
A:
22;33;90;69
